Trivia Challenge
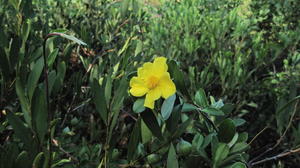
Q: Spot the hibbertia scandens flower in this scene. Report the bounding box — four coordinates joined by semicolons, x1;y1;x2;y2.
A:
129;57;176;109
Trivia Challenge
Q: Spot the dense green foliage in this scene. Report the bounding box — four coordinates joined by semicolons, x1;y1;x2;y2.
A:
0;0;299;167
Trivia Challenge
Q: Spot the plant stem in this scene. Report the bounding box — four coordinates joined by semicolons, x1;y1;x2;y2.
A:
43;32;61;168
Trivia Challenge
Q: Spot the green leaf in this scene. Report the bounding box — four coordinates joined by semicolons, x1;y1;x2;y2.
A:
32;87;48;143
232;118;246;127
0;47;10;80
9;0;21;10
218;119;236;143
135;40;143;56
166;104;182;133
213;143;229;166
133;98;146;113
48;71;56;94
0;28;8;48
167;143;178;168
32;152;44;168
27;57;44;101
6;112;33;150
237;132;248;143
212;100;224;109
202;107;224;116
230;142;249;154
9;37;21;71
192;133;204;152
118;37;131;56
173;115;193;138
108;77;128;142
21;19;31;44
168;60;188;95
53;32;87;46
127;119;141;160
182;103;197;112
51;159;71;168
15;77;31;127
195;88;208;107
141;119;152;144
230;162;247;168
111;77;128;114
104;76;112;106
141;109;163;140
47;48;59;67
161;94;176;121
15;151;31;168
92;79;107;124
221;104;235;115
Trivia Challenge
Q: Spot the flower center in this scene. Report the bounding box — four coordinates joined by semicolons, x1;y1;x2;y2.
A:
147;76;159;89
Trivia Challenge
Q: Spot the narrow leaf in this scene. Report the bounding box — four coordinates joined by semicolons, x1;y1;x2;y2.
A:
133;98;146;113
167;143;178;168
32;87;48;143
141;109;163;140
47;48;59;67
27;57;44;101
127;119;141;160
161;94;176;121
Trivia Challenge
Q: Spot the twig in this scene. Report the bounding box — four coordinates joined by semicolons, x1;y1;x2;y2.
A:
248;100;299;166
61;92;78;127
251;147;300;166
248;126;269;145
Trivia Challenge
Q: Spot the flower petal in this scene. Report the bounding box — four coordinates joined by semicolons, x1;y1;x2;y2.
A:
129;77;149;97
138;62;154;79
158;72;176;99
144;87;162;109
153;57;168;77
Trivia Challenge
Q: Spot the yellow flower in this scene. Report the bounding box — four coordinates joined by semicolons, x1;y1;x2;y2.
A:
129;57;176;109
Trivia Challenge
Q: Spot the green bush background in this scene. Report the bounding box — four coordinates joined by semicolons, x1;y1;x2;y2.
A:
0;0;300;167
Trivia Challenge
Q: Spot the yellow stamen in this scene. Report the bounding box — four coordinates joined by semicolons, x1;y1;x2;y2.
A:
147;76;159;89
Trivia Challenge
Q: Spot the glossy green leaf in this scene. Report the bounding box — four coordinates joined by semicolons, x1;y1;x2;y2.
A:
47;48;59;67
218;119;236;143
92;79;107;124
173;115;193;138
15;77;31;127
127;119;141;160
27;57;44;101
202;107;224;116
168;60;188;95
32;152;44;168
230;162;247;168
233;118;246;127
213;143;229;166
230;142;249;154
192;133;204;152
6;112;33;150
161;94;176;121
32;87;48;143
195;88;208;107
21;19;31;44
181;103;197;112
141;109;163;140
141;119;152;144
51;159;71;168
221;104;235;115
53;32;87;46
133;98;145;113
167;143;178;168
104;75;112;106
166;104;182;133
